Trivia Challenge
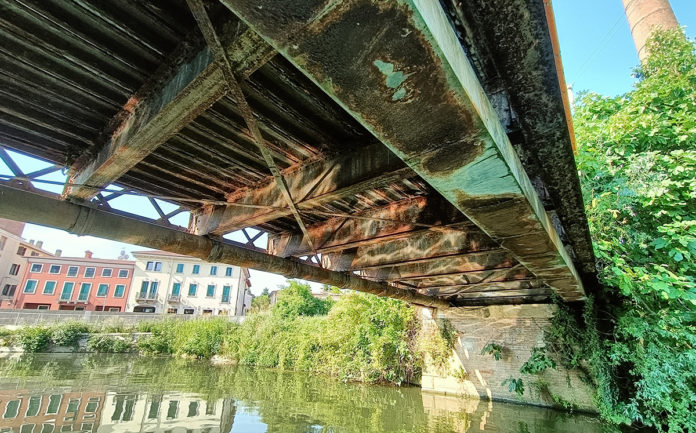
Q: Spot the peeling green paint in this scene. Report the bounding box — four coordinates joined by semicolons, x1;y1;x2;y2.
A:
435;143;520;197
373;59;411;88
392;88;407;101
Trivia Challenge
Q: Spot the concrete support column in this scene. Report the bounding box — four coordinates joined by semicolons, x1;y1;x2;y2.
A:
418;305;596;412
623;0;680;61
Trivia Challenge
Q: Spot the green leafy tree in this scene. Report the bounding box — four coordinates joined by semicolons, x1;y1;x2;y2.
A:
573;29;696;432
272;281;332;319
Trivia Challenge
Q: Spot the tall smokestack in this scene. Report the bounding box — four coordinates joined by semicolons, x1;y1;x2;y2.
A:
622;0;679;61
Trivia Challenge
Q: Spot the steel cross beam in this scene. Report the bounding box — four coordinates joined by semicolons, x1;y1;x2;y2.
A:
0;184;449;309
219;0;585;301
186;0;322;264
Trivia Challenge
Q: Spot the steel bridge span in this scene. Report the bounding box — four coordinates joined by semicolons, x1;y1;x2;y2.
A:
0;0;595;309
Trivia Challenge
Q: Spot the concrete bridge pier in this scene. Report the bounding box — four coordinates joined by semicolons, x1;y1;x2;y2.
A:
418;306;596;412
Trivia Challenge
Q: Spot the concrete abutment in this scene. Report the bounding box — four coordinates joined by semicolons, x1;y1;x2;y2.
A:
418;304;596;413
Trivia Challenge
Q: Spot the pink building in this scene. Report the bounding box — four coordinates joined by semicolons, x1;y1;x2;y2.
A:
11;252;135;311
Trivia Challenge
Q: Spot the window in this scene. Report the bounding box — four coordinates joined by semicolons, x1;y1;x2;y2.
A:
114;284;125;298
46;395;62;415
187;401;199;417
192;264;200;274
3;399;20;418
9;264;20;275
26;396;42;417
43;281;56;295
172;282;181;296
2;285;17;297
108;307;120;312
206;285;215;297
148;401;160;419
0;235;6;250
30;252;38;257
188;283;197;296
210;266;217;276
175;263;184;273
167;308;177;314
225;267;233;277
48;265;61;274
148;281;158;298
146;261;162;271
166;401;178;419
30;263;43;273
17;246;26;256
37;305;49;310
101;268;112;277
183;308;194;315
84;267;95;278
67;266;78;277
85;397;99;414
97;283;109;297
139;281;149;298
60;282;74;301
77;283;91;301
23;280;38;294
117;269;129;278
202;309;213;316
222;286;231;303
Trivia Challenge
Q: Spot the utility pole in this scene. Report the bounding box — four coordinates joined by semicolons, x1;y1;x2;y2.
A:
622;0;680;61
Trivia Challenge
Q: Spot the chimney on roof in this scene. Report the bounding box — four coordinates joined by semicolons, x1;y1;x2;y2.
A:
85;250;93;259
55;249;62;257
29;239;34;245
36;240;43;249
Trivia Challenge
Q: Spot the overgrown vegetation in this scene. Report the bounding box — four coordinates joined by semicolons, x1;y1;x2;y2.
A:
223;283;422;384
417;317;457;372
86;335;134;353
480;343;504;361
548;29;696;432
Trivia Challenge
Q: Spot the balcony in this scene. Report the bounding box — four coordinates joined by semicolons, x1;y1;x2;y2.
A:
167;295;181;303
135;294;157;304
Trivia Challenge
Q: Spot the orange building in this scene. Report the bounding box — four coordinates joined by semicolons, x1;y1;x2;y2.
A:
0;389;105;432
12;252;134;311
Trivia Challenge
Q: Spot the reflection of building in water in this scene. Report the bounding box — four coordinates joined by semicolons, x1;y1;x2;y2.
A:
0;390;104;433
97;392;234;433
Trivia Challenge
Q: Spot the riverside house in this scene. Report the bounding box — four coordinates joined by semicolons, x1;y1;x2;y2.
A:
127;250;251;316
9;251;134;311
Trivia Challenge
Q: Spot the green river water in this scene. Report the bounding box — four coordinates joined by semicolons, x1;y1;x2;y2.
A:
0;354;609;433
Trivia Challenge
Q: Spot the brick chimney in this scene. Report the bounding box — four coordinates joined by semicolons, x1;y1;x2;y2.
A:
622;0;680;61
55;249;62;257
36;240;43;249
85;250;93;259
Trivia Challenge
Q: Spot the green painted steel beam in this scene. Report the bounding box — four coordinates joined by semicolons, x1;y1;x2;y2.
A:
219;0;585;300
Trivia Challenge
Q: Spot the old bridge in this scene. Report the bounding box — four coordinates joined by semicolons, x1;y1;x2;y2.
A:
0;0;595;310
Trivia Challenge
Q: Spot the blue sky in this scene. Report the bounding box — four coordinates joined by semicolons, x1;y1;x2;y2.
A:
554;0;695;96
3;1;695;294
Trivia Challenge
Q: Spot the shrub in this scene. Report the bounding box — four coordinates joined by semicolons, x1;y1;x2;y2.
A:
174;319;234;359
87;335;134;353
136;321;176;355
272;281;333;319
0;328;16;347
223;292;420;385
51;321;90;347
568;29;696;431
18;326;52;353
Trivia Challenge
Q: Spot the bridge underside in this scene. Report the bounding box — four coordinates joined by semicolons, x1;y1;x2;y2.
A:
0;0;595;307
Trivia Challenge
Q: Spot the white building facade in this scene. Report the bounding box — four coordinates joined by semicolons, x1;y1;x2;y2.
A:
0;218;54;308
127;250;251;316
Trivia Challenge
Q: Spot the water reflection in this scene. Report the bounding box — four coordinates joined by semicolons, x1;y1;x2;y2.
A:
0;354;605;433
